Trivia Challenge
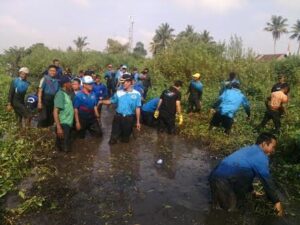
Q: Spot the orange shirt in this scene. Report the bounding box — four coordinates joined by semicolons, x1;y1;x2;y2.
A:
270;91;288;110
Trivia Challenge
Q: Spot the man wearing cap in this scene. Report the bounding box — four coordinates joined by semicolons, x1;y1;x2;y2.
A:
53;76;74;152
210;82;250;134
99;74;142;144
73;76;102;139
38;65;59;128
154;80;183;134
115;65;127;88
187;73;203;113
7;67;31;127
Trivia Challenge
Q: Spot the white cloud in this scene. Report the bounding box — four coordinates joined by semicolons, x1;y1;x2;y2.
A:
0;15;42;39
275;0;300;11
173;0;247;13
68;0;90;8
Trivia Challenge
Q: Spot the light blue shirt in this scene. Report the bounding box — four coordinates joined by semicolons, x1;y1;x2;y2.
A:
111;89;142;116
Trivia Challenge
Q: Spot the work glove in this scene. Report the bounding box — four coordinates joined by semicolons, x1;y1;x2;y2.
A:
154;110;159;119
178;114;183;125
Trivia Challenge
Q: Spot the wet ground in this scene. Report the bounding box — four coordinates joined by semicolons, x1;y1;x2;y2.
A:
5;107;300;225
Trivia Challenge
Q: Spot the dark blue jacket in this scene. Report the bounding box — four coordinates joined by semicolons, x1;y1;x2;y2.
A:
92;82;108;100
210;144;279;204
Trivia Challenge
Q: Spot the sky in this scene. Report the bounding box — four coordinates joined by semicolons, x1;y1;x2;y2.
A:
0;0;300;55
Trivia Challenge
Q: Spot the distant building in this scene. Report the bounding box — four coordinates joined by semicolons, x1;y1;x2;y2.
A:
255;54;287;62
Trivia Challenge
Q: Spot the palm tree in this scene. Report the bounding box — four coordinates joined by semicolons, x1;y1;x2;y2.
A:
290;20;300;55
151;23;175;55
264;15;288;54
73;36;89;52
200;30;214;43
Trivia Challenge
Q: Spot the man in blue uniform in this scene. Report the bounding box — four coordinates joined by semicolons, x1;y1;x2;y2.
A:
187;73;203;113
38;65;59;128
73;76;102;139
93;74;108;113
210;82;250;134
43;59;63;80
209;132;284;216
141;98;159;127
104;64;115;96
100;74;142;144
7;67;31;127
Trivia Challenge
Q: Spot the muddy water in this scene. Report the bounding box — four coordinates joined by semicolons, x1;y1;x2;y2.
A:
7;107;299;225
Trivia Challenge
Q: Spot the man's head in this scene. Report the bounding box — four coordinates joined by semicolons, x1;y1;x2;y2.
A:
280;83;290;94
231;82;240;89
72;78;81;91
95;74;101;83
121;65;127;72
82;75;94;92
79;70;84;77
256;132;277;156
53;59;60;67
133;67;138;72
19;67;29;79
120;73;133;90
229;72;236;81
59;76;72;91
144;68;149;74
48;65;57;77
107;64;113;70
174;80;183;90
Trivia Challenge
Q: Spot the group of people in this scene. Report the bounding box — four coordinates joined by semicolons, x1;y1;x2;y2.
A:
7;58;289;216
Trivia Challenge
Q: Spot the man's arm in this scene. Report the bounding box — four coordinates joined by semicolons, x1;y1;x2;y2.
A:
176;100;181;114
242;96;251;117
74;108;81;130
53;107;63;138
99;99;112;105
156;99;163;111
136;107;141;131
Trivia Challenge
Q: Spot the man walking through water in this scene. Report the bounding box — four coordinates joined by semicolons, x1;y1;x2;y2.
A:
154;80;183;134
209;132;284;216
99;74;142;144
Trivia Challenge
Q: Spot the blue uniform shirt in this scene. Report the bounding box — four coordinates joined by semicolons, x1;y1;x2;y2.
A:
14;77;30;94
216;88;250;118
92;82;108;100
73;90;97;119
133;83;144;97
211;144;279;203
111;89;142;116
40;75;59;96
190;80;203;92
142;98;159;113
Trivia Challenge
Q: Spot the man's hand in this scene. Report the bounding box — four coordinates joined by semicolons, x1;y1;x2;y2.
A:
57;126;64;138
6;104;13;112
38;102;43;111
136;122;141;131
274;202;284;217
210;108;216;114
76;121;81;131
178;114;183;125
154;110;159;119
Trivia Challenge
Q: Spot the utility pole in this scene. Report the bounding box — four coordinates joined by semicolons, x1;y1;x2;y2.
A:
129;15;134;52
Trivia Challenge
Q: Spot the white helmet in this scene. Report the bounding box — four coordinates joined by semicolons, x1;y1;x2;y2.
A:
19;67;29;74
82;75;94;84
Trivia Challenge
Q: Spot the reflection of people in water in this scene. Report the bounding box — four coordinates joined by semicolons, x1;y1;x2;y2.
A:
154;135;176;179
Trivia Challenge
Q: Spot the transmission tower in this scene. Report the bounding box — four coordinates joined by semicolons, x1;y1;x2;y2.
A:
129;16;134;52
